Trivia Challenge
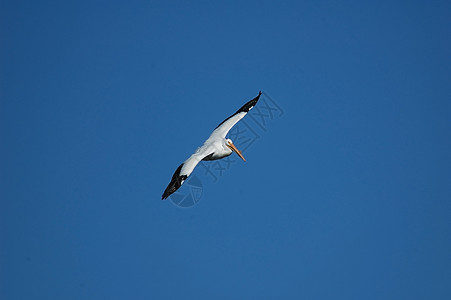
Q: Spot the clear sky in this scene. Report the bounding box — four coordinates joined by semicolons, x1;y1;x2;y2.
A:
1;0;450;299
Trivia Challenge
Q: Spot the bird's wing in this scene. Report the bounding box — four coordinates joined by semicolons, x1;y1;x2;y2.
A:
207;91;261;140
161;146;212;200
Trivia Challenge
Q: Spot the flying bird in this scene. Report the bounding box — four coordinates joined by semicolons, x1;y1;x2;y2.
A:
162;91;262;200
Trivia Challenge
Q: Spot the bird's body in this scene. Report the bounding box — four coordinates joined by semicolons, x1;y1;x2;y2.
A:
197;140;232;161
162;91;261;200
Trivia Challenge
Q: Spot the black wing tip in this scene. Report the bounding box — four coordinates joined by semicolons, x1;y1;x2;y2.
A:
162;163;188;200
162;186;171;200
162;188;172;200
241;91;262;112
162;177;183;200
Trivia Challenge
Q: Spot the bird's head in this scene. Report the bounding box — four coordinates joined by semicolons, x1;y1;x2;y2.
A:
225;139;246;162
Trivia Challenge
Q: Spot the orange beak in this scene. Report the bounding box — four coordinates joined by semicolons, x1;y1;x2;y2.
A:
227;142;246;162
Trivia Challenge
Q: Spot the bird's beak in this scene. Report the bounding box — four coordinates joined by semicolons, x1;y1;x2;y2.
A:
227;142;246;162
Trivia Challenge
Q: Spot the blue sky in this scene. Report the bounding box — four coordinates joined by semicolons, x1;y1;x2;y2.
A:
1;0;450;299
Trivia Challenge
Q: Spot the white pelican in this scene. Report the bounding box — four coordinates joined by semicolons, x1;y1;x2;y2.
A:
162;91;262;200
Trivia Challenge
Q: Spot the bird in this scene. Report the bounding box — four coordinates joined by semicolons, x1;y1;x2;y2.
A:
162;91;262;200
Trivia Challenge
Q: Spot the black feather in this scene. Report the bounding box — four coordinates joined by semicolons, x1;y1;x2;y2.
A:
162;163;188;200
214;91;262;130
